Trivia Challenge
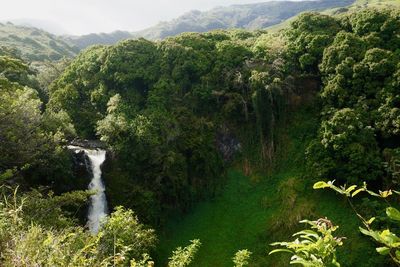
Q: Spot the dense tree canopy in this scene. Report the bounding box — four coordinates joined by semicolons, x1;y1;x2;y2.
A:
296;9;400;185
48;30;296;222
1;6;400;266
0;53;76;189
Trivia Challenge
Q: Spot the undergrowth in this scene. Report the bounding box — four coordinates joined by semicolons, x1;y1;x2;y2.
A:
156;105;385;266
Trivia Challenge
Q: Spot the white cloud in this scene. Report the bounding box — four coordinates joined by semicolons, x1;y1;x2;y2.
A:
0;0;300;35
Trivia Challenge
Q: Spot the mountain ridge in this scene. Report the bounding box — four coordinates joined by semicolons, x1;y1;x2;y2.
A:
5;0;384;57
0;22;78;62
67;0;355;49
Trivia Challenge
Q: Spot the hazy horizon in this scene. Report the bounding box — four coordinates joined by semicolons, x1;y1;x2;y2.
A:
0;0;305;35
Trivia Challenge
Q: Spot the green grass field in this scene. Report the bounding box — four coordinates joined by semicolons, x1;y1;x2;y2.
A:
156;107;386;266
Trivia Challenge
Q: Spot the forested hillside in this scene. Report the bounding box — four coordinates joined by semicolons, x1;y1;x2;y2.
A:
1;4;400;267
68;0;354;49
0;22;78;61
134;0;354;40
4;0;358;52
65;31;134;50
268;0;400;31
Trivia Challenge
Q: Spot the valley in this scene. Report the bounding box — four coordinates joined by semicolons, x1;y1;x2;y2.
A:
0;1;399;266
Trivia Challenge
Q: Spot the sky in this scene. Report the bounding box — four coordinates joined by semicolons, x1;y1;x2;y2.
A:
0;0;302;35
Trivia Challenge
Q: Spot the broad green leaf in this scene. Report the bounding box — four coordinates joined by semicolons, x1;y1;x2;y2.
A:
367;217;376;225
376;247;390;255
387;207;400;221
268;249;292;255
330;185;347;195
396;250;400;260
366;189;381;197
379;229;400;244
345;185;357;194
359;227;381;242
380;190;393;198
313;181;330;189
352;188;365;197
293;230;319;239
332;257;341;267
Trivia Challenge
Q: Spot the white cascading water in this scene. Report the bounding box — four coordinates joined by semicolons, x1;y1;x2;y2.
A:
86;149;107;233
68;146;107;233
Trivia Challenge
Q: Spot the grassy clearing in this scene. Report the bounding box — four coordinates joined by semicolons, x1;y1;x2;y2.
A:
156;106;385;266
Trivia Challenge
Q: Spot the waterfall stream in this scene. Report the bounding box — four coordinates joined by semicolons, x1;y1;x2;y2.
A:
68;146;107;233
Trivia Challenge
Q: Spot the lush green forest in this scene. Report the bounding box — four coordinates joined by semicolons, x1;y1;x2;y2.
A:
23;0;355;50
1;2;400;267
132;0;354;40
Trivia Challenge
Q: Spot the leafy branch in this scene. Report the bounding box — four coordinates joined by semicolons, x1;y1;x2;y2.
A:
269;218;344;266
314;180;400;265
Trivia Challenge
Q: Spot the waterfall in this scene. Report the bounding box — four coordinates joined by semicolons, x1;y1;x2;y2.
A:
68;146;107;233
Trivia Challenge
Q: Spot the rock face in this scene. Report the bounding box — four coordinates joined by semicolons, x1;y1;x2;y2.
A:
68;147;93;190
67;140;108;191
216;126;241;162
70;139;107;149
67;143;109;229
71;149;92;174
